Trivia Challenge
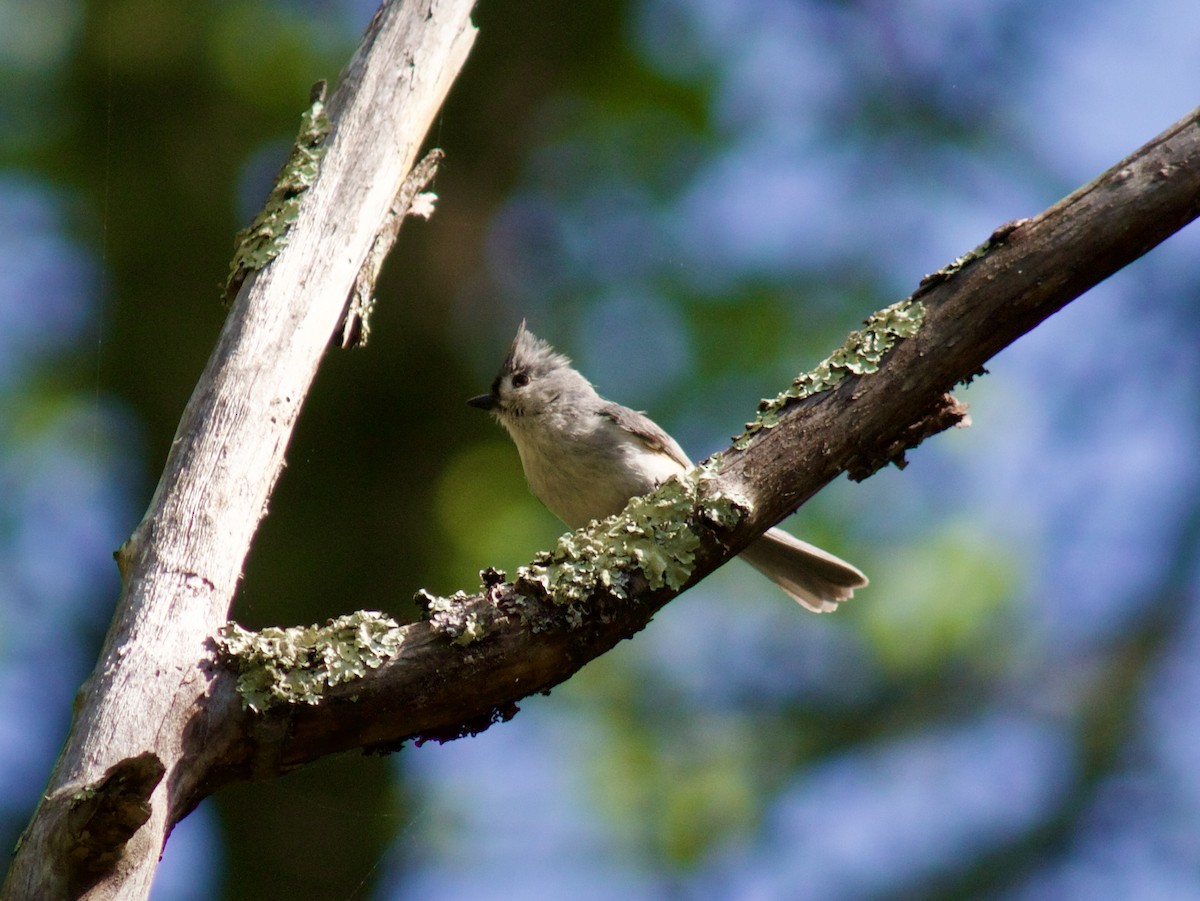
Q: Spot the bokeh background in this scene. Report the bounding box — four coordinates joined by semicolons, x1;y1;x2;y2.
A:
3;0;1200;898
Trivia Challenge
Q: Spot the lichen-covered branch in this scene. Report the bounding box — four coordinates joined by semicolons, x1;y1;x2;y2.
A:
204;103;1200;783
1;2;478;898
217;612;407;713
224;82;332;303
734;297;927;450
201;323;964;767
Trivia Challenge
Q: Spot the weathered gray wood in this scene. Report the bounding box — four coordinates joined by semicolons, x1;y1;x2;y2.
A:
1;1;476;897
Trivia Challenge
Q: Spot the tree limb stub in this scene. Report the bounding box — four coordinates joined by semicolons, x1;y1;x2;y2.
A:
63;754;166;896
203;105;1200;788
340;147;445;348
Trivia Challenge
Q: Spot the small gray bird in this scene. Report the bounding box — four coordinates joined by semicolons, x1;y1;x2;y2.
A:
468;323;868;611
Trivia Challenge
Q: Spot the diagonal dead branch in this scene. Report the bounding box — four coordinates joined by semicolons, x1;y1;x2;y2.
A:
199;104;1200;790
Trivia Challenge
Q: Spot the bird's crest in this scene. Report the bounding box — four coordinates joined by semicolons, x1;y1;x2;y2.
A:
501;320;572;380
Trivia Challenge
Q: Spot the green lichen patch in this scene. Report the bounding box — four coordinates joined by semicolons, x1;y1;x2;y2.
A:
414;589;487;646
734;298;926;449
216;610;404;713
514;466;747;620
915;218;1027;295
224;85;332;302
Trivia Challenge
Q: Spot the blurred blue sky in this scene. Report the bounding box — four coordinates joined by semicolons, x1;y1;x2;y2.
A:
1;0;1199;898
0;176;136;830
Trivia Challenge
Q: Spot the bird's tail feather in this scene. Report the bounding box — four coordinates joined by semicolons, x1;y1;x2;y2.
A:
738;528;868;613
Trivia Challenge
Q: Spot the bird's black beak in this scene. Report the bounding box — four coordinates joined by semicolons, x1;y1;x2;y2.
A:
467;393;495;411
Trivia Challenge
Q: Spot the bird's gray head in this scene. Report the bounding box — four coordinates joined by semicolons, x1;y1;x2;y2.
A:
467;322;596;421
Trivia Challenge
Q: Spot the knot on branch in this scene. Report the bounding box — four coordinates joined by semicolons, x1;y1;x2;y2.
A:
846;392;972;481
415;566;509;645
64;751;165;893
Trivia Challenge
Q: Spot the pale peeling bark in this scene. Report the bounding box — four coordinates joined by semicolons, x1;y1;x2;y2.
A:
1;1;477;897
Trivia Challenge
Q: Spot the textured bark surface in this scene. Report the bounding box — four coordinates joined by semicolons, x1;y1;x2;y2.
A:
1;1;477;898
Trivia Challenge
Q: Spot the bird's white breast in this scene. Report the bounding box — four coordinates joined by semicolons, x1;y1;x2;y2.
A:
505;410;685;530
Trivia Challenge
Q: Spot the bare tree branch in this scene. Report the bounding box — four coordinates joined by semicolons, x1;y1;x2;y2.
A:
2;0;476;897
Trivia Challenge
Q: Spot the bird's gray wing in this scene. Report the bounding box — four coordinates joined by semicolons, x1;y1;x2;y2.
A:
598;402;692;469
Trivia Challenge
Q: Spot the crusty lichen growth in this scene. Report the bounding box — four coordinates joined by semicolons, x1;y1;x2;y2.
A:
513;464;747;624
216;610;404;713
734;298;926;449
414;568;511;644
414;473;746;640
224;82;332;302
414;589;487;645
915;218;1027;295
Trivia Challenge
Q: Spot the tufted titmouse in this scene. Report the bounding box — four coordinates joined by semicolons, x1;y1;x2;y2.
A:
468;323;867;611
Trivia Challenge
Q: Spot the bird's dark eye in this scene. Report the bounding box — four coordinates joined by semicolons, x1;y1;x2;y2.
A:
511;371;530;388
